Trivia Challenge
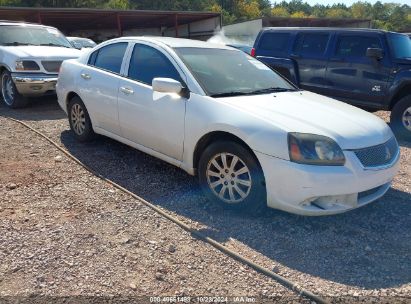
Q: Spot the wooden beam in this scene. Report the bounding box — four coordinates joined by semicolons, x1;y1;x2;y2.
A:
116;13;122;37
174;14;179;38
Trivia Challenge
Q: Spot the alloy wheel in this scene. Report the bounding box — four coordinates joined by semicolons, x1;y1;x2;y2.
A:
2;74;15;106
402;106;411;131
71;104;86;135
206;152;252;204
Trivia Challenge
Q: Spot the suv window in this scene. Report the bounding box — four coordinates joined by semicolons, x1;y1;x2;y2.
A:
128;44;181;85
259;32;290;52
293;33;329;55
336;36;381;57
88;42;128;74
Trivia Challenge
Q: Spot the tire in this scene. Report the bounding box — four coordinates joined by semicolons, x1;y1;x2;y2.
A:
1;70;29;108
68;96;95;142
198;141;267;215
390;95;411;141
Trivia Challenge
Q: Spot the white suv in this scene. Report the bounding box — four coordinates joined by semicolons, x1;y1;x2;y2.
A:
0;21;81;108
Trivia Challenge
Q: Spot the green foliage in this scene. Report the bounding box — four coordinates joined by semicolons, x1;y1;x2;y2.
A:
271;1;410;31
0;0;409;31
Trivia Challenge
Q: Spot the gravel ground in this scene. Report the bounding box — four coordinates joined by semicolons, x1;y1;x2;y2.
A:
0;98;410;303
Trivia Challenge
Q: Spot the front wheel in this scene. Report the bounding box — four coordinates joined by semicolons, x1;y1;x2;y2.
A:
391;95;411;141
1;70;29;108
198;141;267;215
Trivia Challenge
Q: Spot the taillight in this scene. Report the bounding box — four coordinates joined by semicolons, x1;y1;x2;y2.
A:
250;48;256;57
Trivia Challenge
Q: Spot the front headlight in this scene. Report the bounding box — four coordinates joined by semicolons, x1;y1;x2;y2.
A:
15;60;40;71
288;133;345;166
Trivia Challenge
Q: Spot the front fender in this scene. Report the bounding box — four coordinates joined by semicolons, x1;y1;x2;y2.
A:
0;48;23;73
182;94;289;173
256;56;299;85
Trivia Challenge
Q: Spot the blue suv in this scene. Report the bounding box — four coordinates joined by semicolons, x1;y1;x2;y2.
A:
252;28;411;140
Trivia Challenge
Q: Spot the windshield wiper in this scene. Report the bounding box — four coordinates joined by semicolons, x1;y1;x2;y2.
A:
3;42;31;46
210;87;297;98
210;91;252;98
39;43;70;48
247;87;297;95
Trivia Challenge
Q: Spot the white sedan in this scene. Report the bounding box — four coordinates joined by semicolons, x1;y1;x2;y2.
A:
56;37;400;216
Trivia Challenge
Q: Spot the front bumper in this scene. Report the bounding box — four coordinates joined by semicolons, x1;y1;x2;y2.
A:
11;73;58;96
255;149;400;216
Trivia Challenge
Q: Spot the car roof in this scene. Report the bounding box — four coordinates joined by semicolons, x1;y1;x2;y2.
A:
109;36;234;50
0;20;56;28
261;27;394;34
67;36;92;40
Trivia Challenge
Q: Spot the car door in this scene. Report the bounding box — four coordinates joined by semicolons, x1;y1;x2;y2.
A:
291;32;330;93
117;42;186;161
77;42;128;135
324;33;390;107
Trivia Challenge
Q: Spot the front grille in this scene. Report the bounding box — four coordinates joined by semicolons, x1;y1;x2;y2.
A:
353;137;399;168
41;61;62;73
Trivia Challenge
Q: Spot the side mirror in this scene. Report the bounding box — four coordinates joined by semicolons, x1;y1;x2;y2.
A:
366;48;383;60
152;78;183;95
72;42;82;50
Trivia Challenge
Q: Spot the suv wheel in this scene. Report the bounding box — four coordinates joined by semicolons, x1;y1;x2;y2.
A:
391;95;411;141
198;141;266;215
68;96;95;142
1;70;29;108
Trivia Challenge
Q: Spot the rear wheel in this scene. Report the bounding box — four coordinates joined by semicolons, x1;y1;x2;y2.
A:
198;141;266;215
68;96;95;142
391;95;411;141
1;70;29;108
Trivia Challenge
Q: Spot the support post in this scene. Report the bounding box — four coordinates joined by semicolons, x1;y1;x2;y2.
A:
116;13;122;37
37;12;42;24
174;14;179;38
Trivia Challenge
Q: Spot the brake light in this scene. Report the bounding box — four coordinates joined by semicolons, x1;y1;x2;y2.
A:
250;48;256;57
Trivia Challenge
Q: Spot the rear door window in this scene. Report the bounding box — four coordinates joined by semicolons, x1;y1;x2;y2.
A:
293;33;330;56
336;35;382;57
88;42;128;74
258;32;290;54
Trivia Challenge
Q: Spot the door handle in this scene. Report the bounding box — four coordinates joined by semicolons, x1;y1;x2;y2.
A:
120;86;134;95
81;73;91;80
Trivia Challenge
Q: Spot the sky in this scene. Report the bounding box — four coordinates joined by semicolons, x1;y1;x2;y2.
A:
274;0;410;5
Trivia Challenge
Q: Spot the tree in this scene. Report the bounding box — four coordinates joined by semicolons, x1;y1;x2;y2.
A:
291;11;307;18
271;6;289;17
237;0;261;20
351;1;372;19
325;8;351;19
105;0;129;9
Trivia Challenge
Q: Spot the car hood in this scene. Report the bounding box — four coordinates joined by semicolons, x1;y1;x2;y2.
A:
2;46;82;59
217;90;392;150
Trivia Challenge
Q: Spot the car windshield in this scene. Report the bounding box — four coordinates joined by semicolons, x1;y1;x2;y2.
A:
174;47;296;97
0;25;72;48
388;33;411;59
73;38;96;48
